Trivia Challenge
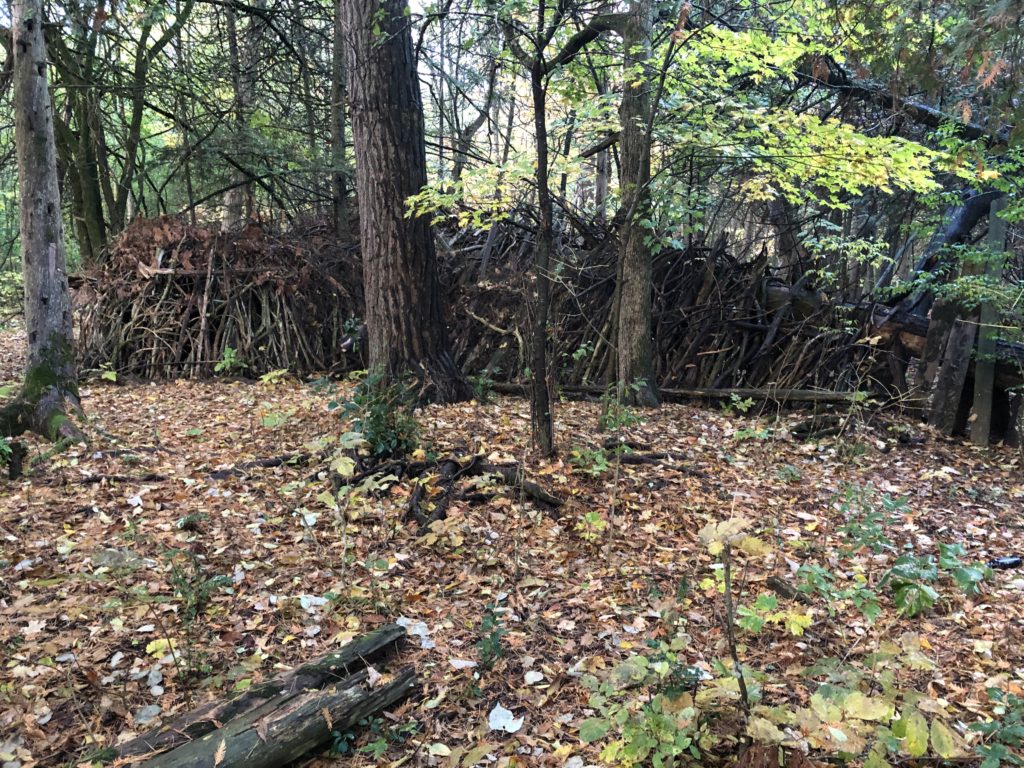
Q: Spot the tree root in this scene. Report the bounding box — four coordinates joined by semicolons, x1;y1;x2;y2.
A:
0;384;85;444
330;452;564;527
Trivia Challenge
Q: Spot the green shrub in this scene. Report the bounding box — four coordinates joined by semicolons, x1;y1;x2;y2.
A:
340;372;420;458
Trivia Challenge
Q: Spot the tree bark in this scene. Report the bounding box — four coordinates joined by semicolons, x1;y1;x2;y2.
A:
528;60;556;455
2;0;83;442
114;624;408;763
612;0;659;407
222;1;262;231
330;0;349;239
342;0;470;403
970;198;1007;445
138;668;416;768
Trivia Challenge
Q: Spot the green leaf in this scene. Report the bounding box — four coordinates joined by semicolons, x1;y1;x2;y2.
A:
903;711;929;757
579;717;611;743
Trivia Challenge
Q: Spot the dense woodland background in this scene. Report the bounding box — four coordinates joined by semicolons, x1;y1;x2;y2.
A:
3;1;1024;767
1;0;1023;440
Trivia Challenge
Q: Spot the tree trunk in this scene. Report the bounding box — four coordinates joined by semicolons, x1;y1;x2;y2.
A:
529;61;556;455
612;0;659;407
138;669;416;768
330;0;349;239
971;197;1008;445
342;0;470;403
222;1;261;231
2;0;82;442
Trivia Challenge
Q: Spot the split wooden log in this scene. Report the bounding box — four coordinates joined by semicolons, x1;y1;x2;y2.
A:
141;668;417;768
111;624;413;766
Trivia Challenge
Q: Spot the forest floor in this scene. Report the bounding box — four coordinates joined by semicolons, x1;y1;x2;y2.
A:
2;323;1024;768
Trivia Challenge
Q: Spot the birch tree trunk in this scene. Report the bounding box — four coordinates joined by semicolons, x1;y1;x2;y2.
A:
2;0;83;441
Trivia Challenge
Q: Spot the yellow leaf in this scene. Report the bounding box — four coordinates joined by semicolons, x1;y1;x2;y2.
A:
783;611;813;636
145;638;175;658
746;716;785;744
903;711;928;757
843;691;894;721
930;718;964;758
737;535;771;556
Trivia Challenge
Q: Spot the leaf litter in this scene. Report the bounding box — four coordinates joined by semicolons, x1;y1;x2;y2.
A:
1;331;1024;766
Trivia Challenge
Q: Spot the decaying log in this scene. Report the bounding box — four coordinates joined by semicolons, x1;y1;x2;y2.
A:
112;624;411;765
141;667;417;768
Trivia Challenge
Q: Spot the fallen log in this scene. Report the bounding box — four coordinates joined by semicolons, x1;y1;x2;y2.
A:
110;624;412;766
142;668;417;768
492;382;864;404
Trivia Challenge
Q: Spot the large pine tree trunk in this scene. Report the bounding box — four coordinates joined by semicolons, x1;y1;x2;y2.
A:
612;0;659;407
2;0;82;441
342;0;470;403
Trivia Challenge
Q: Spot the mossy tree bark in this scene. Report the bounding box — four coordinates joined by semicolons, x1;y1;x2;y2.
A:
3;0;83;442
342;0;470;404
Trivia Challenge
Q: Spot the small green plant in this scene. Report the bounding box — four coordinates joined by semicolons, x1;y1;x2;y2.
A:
735;592;813;636
475;602;507;669
100;362;118;382
470;370;497;402
575;510;608;542
798;563;882;623
733;426;772;441
834;483;906;556
972;688;1024;768
579;642;709;766
259;368;290;385
259;405;290;429
340;373;420;458
878;543;989;617
0;438;11;468
721;393;754;415
214;346;247;374
571;341;595;363
570;446;610;476
775;463;802;483
166;549;231;623
599;391;643;431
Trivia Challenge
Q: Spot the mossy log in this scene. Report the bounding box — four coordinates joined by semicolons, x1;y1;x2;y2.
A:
113;624;413;766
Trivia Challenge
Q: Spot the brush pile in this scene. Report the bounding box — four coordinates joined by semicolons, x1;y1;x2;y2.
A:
77;216;363;378
78;214;871;391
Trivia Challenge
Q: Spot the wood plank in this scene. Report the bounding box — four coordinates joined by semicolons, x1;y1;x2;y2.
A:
929;318;977;435
971;198;1008;445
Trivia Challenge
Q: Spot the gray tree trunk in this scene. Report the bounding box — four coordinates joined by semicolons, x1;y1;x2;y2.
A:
330;0;349;239
222;1;262;231
2;0;82;441
612;0;659;407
